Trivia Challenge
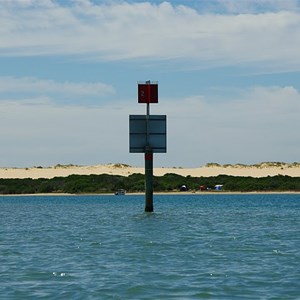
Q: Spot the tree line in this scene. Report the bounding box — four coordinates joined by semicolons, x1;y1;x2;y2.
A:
1;173;300;194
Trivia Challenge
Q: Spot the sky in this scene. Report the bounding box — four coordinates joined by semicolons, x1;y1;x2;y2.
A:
0;0;300;168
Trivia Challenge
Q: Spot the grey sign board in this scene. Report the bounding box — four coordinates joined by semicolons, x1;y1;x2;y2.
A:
129;115;167;153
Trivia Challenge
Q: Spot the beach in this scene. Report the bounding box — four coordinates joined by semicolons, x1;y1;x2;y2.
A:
0;163;300;179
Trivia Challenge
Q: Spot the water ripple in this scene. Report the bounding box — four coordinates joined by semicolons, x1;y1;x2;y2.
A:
0;194;299;299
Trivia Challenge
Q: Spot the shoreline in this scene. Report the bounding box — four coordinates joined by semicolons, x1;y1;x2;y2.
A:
1;191;300;197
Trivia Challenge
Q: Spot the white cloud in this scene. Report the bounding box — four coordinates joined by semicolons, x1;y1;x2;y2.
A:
0;76;115;98
0;1;300;71
0;99;132;167
0;85;299;167
157;85;300;166
209;0;299;13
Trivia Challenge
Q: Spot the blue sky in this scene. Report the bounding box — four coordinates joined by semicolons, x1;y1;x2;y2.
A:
0;0;300;168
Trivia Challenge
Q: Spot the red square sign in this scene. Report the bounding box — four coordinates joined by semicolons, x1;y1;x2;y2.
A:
138;84;158;103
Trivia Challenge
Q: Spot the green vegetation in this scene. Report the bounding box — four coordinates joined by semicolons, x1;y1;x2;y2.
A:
0;173;300;194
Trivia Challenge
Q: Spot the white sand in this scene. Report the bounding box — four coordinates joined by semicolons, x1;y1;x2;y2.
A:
0;163;299;179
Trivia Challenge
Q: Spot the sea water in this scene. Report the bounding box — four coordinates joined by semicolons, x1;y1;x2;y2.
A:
0;194;299;299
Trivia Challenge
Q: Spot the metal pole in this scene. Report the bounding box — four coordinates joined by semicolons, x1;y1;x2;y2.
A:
145;99;153;212
145;150;153;212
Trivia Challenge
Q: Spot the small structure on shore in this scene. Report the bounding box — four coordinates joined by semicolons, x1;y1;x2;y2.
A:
215;185;223;191
180;185;188;192
115;189;126;195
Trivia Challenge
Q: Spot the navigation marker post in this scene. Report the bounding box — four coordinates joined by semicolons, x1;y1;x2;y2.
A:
129;81;167;212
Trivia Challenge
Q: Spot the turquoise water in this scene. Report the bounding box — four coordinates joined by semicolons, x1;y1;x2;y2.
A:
0;194;299;299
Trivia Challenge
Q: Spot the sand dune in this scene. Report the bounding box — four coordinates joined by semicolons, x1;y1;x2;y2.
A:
0;163;299;179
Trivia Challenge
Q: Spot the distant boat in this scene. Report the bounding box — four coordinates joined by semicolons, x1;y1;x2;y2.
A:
115;189;126;195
